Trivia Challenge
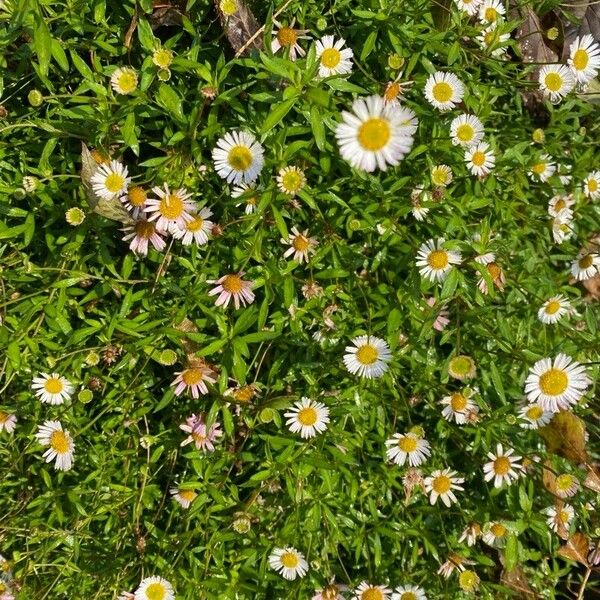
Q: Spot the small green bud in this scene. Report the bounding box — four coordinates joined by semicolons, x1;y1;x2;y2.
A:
546;27;559;41
13;188;26;200
65;207;86;226
532;128;545;144
158;349;178;366
388;53;404;70
85;351;100;366
316;18;327;31
78;389;93;404
157;68;171;82
28;89;44;107
259;408;275;423
349;218;362;231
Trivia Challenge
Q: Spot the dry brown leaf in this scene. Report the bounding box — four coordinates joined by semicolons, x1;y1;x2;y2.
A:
539;411;588;464
542;460;557;494
557;532;590;565
561;1;600;59
174;317;200;357
500;566;538;599
214;0;261;55
149;1;186;28
583;465;600;493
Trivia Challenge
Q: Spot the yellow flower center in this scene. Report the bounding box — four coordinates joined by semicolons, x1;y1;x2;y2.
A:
556;474;574;491
554;198;566;212
357;118;391;151
427;249;449;269
356;344;379;365
449;356;474;376
179;489;197;502
91;149;108;164
559;509;570;523
281;170;304;192
384;81;401;102
297;406;318;426
487;263;502;279
233;386;255;402
222;274;243;294
192;431;207;444
484;7;498;21
578;254;593;268
0;411;9;423
128;186;147;207
471;150;486;167
544;72;563;92
277;27;298;46
280;552;299;568
531;162;546;175
544;300;561;315
398;436;418;453
134;220;156;239
159;194;184;219
432;474;452;494
321;47;342;68
450;393;467;411
44;377;64;394
186;216;205;232
587;179;598;192
145;582;167;600
431;167;450;186
493;456;510;475
116;71;137;93
227;145;253;171
361;589;383;600
526;405;543;420
292;234;310;252
153;48;173;69
105;173;125;193
50;430;70;454
459;570;479;592
456;123;474;142
432;81;453;103
220;0;237;16
400;593;416;600
539;368;568;396
182;368;204;386
572;48;589;71
483;31;495;46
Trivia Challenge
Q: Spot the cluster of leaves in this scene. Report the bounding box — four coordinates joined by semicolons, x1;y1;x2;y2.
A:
0;0;599;598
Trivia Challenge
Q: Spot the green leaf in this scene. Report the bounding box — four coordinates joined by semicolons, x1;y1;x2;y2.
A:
33;15;52;77
440;268;459;300
137;18;157;51
310;106;326;150
156;83;185;122
261;96;298;134
360;30;378;61
121;112;139;155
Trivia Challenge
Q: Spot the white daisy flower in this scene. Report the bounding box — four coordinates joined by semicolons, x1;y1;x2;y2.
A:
538;64;575;103
0;411;17;434
583;170;600;200
546;504;574;533
459;522;481;546
529;154;556;182
474;251;495;265
285;397;330;439
144;184;196;234
424;71;465;111
335;95;417;172
271;20;310;61
134;576;175;600
412;203;430;221
385;432;431;467
567;35;600;84
478;0;505;23
571;252;600;281
548;194;575;217
315;35;353;77
551;209;574;244
171;207;213;246
110;67;138;95
431;164;453;187
477;25;510;56
343;335;392;379
554;473;580;498
353;582;392;600
518;402;553;429
91;159;130;200
120;186;148;218
450;114;484;147
524;353;590;412
207;272;255;309
382;74;413;105
232;182;260;214
35;420;75;471
483;443;523;488
482;522;509;547
32;373;74;405
416;238;461;282
282;227;318;263
537;294;572;324
464;142;495;177
440;390;477;424
170;487;197;508
276;166;306;196
453;0;482;16
122;219;166;257
268;547;308;580
392;585;428;600
212;130;265;184
424;468;464;507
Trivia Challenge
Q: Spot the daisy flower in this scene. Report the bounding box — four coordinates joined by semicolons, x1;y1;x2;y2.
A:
232;182;259;214
170;486;197;508
478;0;505;23
171;207;213;246
454;0;482;16
335;95;417;172
411;203;430;221
35;420;75;471
537;295;572;324
426;297;450;331
538;64;575;103
477;25;510;56
416;238;461;282
424;468;464;506
120;186;148;218
583;170;600;200
145;184;196;234
571;252;600;281
554;473;580;498
353;582;392;600
32;373;74;405
546;504;574;534
437;553;471;578
282;227;318;263
474;251;495;265
459;522;481;546
529;154;556;182
524;354;590;412
483;443;523;488
171;364;216;398
207;272;255;309
91;159;130;200
424;71;465;111
271;19;310;60
430;164;453;187
134;576;174;600
312;580;348;600
383;73;413;105
0;411;16;434
152;47;174;69
212;130;265;184
518;402;553;429
385;432;431;467
277;166;306;196
392;585;427;600
315;35;353;77
476;261;505;294
548;194;575;217
448;355;476;380
122;219;166;256
180;414;222;452
482;521;508;547
450;114;484;147
440;390;477;424
567;35;600;84
465;142;495;177
268;547;308;580
458;570;479;593
343;335;392;379
285;397;330;439
110;67;138;95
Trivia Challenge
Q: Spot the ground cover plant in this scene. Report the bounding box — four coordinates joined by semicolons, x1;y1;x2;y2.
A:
0;0;599;598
